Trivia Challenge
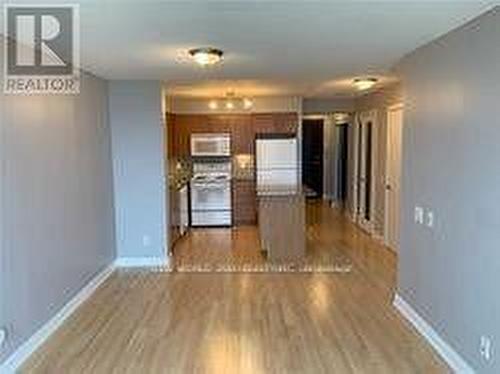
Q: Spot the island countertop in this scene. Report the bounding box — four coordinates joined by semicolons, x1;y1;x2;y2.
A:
256;184;316;197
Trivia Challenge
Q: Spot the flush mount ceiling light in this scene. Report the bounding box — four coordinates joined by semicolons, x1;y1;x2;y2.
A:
188;47;224;66
353;78;378;91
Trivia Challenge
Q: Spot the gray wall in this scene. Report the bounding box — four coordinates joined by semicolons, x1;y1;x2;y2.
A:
397;8;500;373
303;97;355;114
0;37;115;363
109;81;167;260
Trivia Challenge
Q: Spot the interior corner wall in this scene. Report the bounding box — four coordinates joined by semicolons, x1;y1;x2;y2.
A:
108;81;167;260
0;36;116;364
396;8;500;373
302;97;355;114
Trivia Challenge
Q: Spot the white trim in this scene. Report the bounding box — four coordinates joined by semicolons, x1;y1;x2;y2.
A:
384;103;404;251
393;294;475;374
0;263;115;374
114;256;168;268
353;110;378;232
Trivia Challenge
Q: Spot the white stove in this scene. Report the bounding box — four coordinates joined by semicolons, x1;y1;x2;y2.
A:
190;162;232;226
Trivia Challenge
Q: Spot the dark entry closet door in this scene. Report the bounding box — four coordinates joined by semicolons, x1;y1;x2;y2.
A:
302;119;324;197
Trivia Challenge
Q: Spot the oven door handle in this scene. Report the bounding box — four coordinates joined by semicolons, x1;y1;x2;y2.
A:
192;183;230;190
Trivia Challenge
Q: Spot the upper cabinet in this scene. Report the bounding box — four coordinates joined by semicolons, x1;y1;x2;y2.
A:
172;114;207;156
229;115;253;154
169;112;298;157
252;113;298;135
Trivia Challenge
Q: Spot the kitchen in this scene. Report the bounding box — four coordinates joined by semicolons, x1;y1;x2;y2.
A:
166;98;309;266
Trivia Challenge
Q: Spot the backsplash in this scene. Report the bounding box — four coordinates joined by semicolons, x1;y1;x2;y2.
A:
232;154;255;180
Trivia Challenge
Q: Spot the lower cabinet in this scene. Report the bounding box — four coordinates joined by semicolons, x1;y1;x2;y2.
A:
232;180;257;225
169;184;189;252
179;185;189;235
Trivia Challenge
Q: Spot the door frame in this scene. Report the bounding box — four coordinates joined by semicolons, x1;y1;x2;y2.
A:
301;115;326;198
384;103;404;250
352;109;378;233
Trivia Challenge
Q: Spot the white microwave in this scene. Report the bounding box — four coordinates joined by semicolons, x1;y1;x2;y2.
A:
191;133;231;157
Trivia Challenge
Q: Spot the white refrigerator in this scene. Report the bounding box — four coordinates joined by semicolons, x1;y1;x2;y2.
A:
256;137;299;187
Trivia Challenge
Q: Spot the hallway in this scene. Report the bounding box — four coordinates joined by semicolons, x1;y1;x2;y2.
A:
22;203;448;373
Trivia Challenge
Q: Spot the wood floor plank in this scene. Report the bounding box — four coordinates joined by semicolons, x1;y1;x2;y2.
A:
22;202;450;373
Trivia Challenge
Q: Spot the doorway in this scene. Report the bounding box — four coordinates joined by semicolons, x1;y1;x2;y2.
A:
336;123;349;204
384;104;403;252
352;111;377;233
302;119;324;197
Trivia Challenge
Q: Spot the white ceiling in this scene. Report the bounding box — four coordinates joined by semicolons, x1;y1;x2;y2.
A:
1;0;495;97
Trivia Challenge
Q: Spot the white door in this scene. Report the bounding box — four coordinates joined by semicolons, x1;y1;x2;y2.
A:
385;105;403;251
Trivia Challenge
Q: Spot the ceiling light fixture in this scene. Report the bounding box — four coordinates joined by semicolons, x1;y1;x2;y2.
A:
207;91;253;111
353;78;378;91
243;98;253;109
189;47;224;66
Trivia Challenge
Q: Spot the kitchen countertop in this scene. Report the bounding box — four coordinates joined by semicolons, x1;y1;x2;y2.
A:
169;178;189;191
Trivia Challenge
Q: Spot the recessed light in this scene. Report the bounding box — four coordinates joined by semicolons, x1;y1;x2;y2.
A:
353;78;378;91
243;98;253;109
225;100;234;110
208;100;218;110
188;47;224;66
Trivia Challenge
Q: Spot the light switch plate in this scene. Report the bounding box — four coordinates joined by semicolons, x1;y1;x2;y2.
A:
426;211;434;228
480;335;492;361
0;327;7;348
415;206;424;224
142;235;151;247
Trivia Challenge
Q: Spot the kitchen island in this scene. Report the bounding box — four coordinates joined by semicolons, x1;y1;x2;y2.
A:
257;184;312;262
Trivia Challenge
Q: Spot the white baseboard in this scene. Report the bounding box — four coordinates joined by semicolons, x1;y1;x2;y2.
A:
393;294;475;374
0;263;115;374
114;256;169;268
0;256;171;373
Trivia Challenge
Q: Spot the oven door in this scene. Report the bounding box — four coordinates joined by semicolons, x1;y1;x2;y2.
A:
191;134;231;157
191;182;231;211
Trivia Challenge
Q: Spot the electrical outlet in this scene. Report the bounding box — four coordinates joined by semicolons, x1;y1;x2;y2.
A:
414;206;424;224
480;335;492;361
0;327;7;348
426;211;434;228
142;235;151;247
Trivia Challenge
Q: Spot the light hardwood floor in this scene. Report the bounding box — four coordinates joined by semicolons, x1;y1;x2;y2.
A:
22;201;449;373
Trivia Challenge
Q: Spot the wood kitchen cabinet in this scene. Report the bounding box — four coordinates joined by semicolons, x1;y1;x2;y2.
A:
168;112;298;228
252;113;298;135
258;190;306;261
232;180;257;225
171;113;297;157
173;114;208;156
230;115;254;154
275;113;299;134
